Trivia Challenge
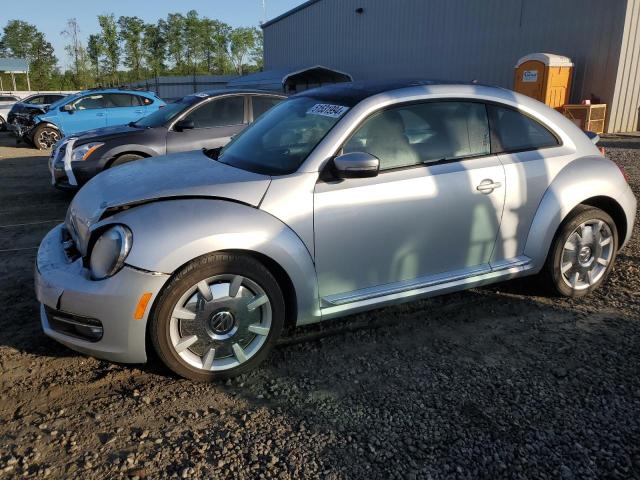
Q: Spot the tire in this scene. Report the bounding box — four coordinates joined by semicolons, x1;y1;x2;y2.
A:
0;116;6;132
110;153;144;168
542;205;618;297
150;253;285;381
33;125;61;150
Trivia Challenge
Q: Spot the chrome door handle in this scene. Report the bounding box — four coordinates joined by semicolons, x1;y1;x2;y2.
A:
476;179;502;193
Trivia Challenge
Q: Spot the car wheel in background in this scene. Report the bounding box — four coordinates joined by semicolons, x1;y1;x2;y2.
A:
543;205;618;297
150;253;285;381
0;116;6;131
33;125;61;150
110;153;144;168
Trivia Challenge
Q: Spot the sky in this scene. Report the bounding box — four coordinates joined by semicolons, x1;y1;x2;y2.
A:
2;0;305;69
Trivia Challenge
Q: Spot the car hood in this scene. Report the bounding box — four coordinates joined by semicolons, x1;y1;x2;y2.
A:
67;150;271;255
10;103;47;115
73;124;149;144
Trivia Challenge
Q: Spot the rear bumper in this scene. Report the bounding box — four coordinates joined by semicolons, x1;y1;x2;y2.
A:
35;224;169;363
620;184;637;250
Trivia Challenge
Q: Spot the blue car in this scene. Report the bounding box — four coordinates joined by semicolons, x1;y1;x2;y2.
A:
29;88;165;149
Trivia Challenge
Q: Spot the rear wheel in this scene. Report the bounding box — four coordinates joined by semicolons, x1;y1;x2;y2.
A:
150;253;285;381
543;205;617;297
33;125;61;150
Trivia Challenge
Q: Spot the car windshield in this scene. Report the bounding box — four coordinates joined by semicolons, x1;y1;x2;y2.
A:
218;97;349;175
133;96;197;128
48;93;81;111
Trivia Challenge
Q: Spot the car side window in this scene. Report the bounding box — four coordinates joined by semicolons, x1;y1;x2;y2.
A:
184;96;244;129
28;96;47;105
105;94;140;108
489;105;559;152
74;94;107;110
139;96;153;106
252;96;283;121
343;101;490;170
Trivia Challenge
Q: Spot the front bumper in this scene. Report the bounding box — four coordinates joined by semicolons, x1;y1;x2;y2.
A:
48;139;104;189
6;116;36;139
35;224;169;363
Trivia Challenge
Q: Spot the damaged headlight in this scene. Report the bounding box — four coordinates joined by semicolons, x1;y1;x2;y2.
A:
89;225;132;280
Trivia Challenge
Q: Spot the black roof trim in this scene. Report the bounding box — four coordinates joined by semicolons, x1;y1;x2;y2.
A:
261;0;322;29
294;79;477;106
198;88;286;97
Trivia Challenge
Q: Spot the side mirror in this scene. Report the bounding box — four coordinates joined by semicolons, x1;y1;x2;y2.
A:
174;119;195;132
61;104;75;113
333;152;380;179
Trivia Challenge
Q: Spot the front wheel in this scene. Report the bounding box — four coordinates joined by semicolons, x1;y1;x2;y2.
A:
150;253;285;381
0;116;6;131
33;125;61;150
543;205;618;297
110;153;144;168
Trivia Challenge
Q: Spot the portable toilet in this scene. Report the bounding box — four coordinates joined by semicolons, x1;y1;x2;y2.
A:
514;53;574;109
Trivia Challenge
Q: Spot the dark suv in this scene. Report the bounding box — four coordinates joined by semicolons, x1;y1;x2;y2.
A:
49;89;285;189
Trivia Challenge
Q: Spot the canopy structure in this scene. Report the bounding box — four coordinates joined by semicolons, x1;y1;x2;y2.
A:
227;65;353;93
0;58;30;91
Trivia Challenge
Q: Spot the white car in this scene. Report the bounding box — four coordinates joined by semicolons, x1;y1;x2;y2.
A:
0;94;21;131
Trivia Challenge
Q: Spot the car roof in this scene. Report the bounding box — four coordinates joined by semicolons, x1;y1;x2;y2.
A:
198;88;287;97
296;79;486;106
80;88;157;96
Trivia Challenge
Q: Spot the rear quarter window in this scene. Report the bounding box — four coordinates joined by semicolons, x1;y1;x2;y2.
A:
489;105;559;152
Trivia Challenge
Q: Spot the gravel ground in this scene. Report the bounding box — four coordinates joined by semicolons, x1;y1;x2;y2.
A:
0;132;638;479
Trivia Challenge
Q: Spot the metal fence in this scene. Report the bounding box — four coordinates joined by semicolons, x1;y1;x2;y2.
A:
0;90;77;100
127;75;238;101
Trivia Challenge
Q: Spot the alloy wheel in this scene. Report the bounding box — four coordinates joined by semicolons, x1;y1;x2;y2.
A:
169;274;272;372
560;219;614;291
38;129;60;149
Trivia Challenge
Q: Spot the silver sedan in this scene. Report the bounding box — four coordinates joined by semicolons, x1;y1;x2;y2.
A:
35;81;637;381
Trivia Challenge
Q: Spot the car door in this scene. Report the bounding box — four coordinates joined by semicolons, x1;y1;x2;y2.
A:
313;100;506;301
165;95;247;154
61;93;108;135
104;93;146;127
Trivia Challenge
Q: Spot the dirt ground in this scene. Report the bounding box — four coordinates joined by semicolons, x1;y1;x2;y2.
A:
0;131;638;479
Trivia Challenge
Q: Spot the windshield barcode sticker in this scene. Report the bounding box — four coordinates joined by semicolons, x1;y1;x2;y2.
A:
307;104;349;118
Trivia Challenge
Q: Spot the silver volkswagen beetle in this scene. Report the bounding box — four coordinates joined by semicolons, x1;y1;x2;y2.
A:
35;81;637;381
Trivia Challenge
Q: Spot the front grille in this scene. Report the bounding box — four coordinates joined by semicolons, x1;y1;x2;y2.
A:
44;306;103;342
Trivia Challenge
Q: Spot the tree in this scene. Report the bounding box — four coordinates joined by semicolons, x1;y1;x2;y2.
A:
251;29;264;71
183;10;202;75
228;27;260;75
61;18;90;88
0;20;58;89
142;23;166;79
118;16;145;81
86;34;103;82
201;19;232;74
164;13;186;74
97;14;120;85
